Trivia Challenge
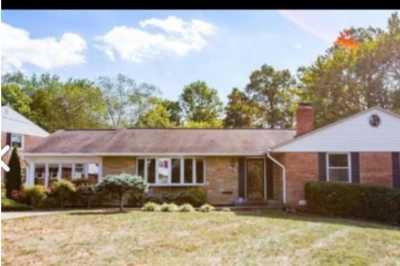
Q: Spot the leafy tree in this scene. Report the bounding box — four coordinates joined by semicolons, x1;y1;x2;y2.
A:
137;99;174;128
183;119;223;128
180;81;223;123
1;84;32;117
97;74;159;128
160;99;182;125
223;88;261;128
95;174;148;212
246;64;296;128
5;147;22;198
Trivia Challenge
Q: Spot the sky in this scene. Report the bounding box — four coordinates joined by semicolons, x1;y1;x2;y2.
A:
1;10;398;102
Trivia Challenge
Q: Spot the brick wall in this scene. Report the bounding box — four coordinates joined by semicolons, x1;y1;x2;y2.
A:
205;157;239;205
103;156;136;176
279;152;319;206
360;152;393;187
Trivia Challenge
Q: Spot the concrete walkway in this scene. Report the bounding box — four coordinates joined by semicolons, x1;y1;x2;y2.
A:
1;209;112;220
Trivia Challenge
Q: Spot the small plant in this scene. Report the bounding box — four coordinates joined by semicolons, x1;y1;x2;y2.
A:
23;185;47;207
199;203;215;212
179;203;196;212
95;173;148;212
160;203;179;212
142;202;160;212
51;180;76;208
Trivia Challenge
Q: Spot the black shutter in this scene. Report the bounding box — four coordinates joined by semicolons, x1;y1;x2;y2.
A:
5;133;11;146
266;158;274;200
318;152;327;181
351;152;360;184
393;152;400;188
238;157;245;198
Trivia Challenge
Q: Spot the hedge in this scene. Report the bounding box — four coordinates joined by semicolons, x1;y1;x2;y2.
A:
305;181;400;225
1;197;31;211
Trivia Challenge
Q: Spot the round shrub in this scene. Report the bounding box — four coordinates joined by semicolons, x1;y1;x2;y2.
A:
179;203;195;212
142;202;160;212
174;187;207;207
23;185;47;207
199;203;215;212
51;180;76;208
160;203;179;212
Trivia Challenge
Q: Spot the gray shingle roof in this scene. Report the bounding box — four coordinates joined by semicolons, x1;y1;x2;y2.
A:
25;128;296;155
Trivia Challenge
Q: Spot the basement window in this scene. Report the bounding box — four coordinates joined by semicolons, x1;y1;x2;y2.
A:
327;153;351;183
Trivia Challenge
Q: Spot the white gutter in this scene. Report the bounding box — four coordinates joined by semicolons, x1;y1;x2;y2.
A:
266;151;287;205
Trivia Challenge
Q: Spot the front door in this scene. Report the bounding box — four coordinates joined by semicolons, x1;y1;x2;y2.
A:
246;158;265;202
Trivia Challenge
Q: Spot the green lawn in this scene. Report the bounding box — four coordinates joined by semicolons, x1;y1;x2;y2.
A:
2;209;400;266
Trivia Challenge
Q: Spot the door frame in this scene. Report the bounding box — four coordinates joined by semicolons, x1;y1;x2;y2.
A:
245;157;267;201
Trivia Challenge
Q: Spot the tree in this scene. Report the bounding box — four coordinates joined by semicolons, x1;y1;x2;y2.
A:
298;12;400;127
137;99;174;128
183;119;223;128
180;81;223;123
95;174;148;212
160;99;182;126
223;88;261;128
97;74;159;128
246;64;296;128
1;83;32;117
5;147;22;198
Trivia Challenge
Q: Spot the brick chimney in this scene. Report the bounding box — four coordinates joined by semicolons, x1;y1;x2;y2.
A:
296;103;314;136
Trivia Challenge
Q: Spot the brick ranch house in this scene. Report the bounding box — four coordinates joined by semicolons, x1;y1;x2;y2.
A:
22;104;400;206
1;106;49;181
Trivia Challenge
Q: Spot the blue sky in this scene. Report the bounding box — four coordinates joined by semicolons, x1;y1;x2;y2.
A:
1;10;397;102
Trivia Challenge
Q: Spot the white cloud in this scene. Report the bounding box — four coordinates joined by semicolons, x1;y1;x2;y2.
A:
96;16;216;63
1;22;87;72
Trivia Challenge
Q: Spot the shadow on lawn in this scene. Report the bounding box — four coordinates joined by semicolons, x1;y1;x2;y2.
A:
68;209;138;216
232;209;400;231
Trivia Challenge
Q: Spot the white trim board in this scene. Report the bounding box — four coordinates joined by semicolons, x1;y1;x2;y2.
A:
273;107;400;152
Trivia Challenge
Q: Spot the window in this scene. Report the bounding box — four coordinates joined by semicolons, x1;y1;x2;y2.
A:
87;163;99;183
34;164;45;185
10;133;23;148
171;159;181;183
73;164;85;179
61;164;73;180
327;153;351;182
137;157;205;186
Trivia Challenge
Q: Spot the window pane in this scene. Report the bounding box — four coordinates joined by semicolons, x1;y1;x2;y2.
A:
61;164;73;181
184;159;193;183
34;164;45;185
196;159;204;184
329;154;348;167
11;133;22;148
138;159;145;178
74;164;85;179
49;164;59;184
157;158;170;184
171;159;181;183
329;168;349;182
147;159;155;184
88;163;99;183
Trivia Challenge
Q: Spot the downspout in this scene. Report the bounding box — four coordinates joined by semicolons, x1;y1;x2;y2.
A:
266;151;287;205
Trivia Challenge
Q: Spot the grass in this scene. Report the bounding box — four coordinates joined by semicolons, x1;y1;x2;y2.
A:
2;209;400;266
1;197;31;211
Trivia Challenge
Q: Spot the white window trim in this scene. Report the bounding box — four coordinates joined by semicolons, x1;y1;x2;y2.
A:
326;152;352;183
136;157;206;187
10;133;24;150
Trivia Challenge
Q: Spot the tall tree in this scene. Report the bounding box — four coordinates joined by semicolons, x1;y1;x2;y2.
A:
180;81;223;123
5;147;22;199
246;65;296;129
137;99;174;128
1;83;32;117
160;99;182;126
223;88;261;128
97;74;158;128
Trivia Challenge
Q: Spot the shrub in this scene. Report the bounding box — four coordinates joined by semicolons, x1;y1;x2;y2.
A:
142;202;160;212
1;196;31;211
199;204;215;212
73;183;96;208
51;180;76;208
179;203;195;212
23;185;47;207
160;203;179;212
96;174;148;212
174;187;207;207
5;147;22;198
305;181;400;224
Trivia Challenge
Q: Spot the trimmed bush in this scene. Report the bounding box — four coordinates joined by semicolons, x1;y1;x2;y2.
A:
51;180;76;208
5;147;22;198
1;196;31;211
142;202;160;212
179;203;195;212
305;181;400;224
199;204;215;212
160;203;179;212
174;187;207;207
73;183;96;208
23;185;47;207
